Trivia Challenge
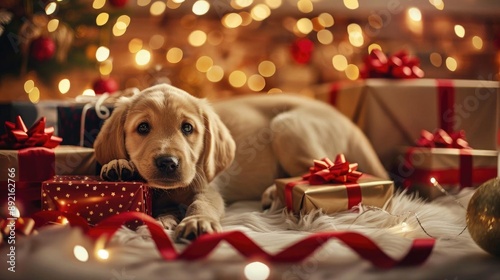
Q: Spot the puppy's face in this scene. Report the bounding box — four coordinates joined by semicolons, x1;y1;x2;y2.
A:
124;91;205;188
94;84;235;190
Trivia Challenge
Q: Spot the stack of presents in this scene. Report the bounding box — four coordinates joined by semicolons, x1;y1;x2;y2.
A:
0;94;151;232
0;52;499;228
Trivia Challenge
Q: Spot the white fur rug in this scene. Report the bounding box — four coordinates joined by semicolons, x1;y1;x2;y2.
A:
1;189;499;280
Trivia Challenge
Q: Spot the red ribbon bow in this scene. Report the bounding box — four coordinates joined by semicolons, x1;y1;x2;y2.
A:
303;154;362;185
362;49;424;79
0;116;62;149
415;129;471;149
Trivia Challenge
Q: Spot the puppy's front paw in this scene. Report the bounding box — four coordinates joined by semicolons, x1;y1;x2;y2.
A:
100;159;137;181
157;214;179;230
261;184;277;210
174;215;221;241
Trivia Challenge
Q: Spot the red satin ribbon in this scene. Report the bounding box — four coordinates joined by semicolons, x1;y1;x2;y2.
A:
362;49;424;79
405;166;496;188
285;155;363;212
303;155;362;185
415;129;470;149
31;211;435;268
0;116;62;149
329;83;341;106
437;80;455;133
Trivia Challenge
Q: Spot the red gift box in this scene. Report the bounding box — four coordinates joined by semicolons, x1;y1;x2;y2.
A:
41;176;151;226
0;117;96;217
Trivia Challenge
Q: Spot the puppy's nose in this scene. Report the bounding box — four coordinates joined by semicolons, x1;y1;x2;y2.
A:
155;156;179;174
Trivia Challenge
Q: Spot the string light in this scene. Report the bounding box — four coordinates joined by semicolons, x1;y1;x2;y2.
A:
430;178;466;209
317;29;333;44
430;52;443;67
150;1;167;16
95;46;110;62
248;74;266;92
73;245;89;262
82;89;96;96
244;261;270;280
445;57;458;71
92;0;106;9
135;49;151;66
24;80;35;93
368;43;382;53
206;65;224;82
343;0;359;10
128;38;143;53
258;60;276;77
332;54;348;71
58;78;70;94
137;0;152;7
345;64;360;80
97;249;110;260
223;13;243;28
235;0;254;9
45;2;57;15
192;0;210;15
251;4;271;21
297;0;313;13
296;18;313;35
318;13;334;27
454;25;465;38
166;47;183;63
472;36;483;49
47;19;59;32
28;87;40;104
408;7;422;22
229;70;247;87
188;30;207;47
96;13;109;26
262;0;278;9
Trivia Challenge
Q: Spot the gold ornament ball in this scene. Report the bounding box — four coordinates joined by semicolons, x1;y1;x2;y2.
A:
466;178;500;257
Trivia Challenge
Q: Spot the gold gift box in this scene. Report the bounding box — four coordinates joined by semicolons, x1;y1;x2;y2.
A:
275;175;394;215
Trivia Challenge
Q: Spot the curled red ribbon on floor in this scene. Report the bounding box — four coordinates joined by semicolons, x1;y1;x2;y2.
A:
415;129;470;149
30;211;435;268
362;49;424;79
0;116;62;149
303;154;362;185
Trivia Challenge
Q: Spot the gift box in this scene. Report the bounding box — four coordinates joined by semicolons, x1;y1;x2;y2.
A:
41;176;151;226
393;130;498;200
315;79;499;169
57;103;114;148
56;89;138;148
0;117;96;217
275;155;394;215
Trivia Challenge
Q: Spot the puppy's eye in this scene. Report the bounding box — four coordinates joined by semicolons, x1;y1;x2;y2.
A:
181;122;193;135
137;122;150;135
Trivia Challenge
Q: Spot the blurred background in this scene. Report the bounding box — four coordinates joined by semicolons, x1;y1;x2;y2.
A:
1;0;499;101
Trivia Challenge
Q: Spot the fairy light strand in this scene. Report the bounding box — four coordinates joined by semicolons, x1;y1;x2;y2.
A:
349;178;469;240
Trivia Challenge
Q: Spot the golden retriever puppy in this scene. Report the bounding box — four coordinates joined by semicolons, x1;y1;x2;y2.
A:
94;84;387;240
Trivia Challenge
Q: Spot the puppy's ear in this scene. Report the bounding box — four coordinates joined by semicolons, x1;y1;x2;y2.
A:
94;98;131;165
200;102;236;182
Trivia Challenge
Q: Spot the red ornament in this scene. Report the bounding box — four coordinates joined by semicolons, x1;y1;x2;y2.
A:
30;36;56;62
108;0;128;8
92;77;119;95
290;38;314;64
